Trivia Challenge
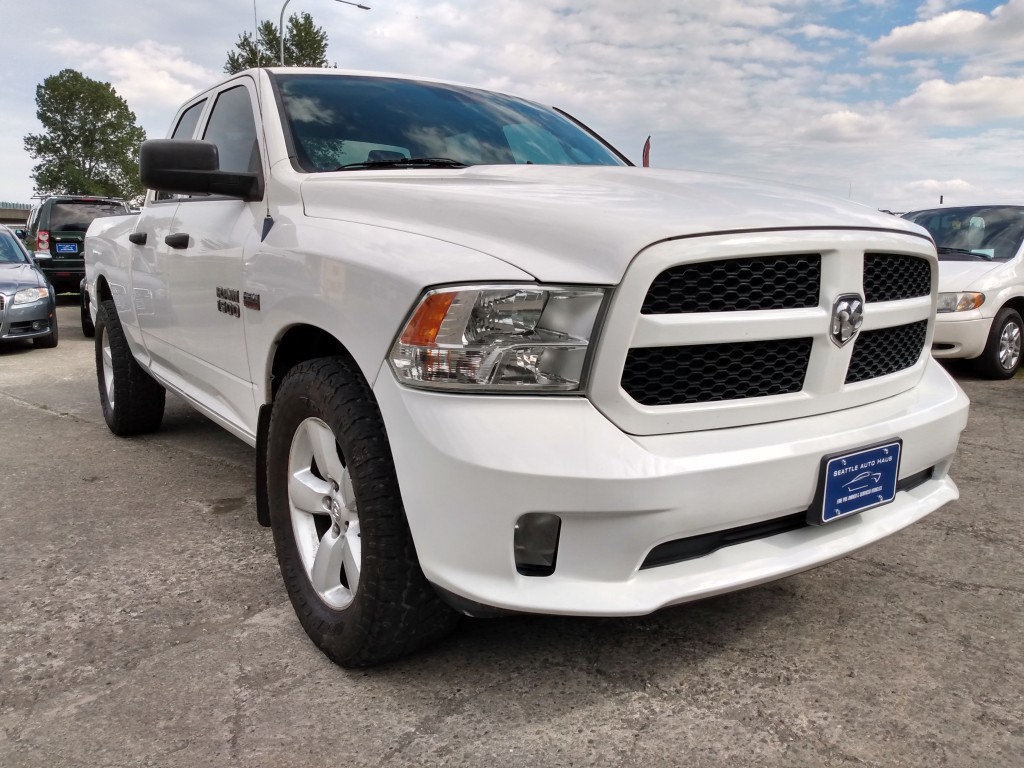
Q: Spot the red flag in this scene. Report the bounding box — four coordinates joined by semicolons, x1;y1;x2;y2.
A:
642;136;651;167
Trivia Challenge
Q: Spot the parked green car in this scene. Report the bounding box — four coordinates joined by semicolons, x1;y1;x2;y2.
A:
22;196;129;294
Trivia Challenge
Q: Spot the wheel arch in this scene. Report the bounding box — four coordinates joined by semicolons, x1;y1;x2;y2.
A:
999;295;1024;320
95;273;114;303
255;323;365;527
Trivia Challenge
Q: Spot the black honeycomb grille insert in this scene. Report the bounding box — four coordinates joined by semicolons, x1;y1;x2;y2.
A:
864;254;931;302
845;321;927;383
642;255;821;314
0;295;5;310
622;338;812;406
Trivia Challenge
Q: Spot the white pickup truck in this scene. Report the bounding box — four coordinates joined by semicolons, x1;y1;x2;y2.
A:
85;68;969;667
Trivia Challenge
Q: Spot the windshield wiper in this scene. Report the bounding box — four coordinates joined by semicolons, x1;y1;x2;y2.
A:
334;157;469;171
937;246;992;260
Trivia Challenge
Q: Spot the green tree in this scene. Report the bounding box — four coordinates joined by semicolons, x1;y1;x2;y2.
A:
23;69;146;200
225;13;330;73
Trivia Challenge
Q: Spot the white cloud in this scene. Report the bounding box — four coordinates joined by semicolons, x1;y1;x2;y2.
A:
874;0;1024;60
794;23;850;40
800;110;894;142
915;1;964;21
52;39;218;112
896;76;1024;126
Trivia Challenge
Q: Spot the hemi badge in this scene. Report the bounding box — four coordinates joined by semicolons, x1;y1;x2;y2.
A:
243;292;261;311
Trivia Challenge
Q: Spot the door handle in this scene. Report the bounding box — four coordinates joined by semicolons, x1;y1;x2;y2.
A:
165;233;190;249
128;232;147;245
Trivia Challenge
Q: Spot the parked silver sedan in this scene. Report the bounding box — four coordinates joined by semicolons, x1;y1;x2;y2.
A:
0;227;58;348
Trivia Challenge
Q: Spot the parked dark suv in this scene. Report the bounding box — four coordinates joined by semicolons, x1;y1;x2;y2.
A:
23;196;130;293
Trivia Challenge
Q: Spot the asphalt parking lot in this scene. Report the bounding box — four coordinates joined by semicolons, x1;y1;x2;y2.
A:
1;297;1021;768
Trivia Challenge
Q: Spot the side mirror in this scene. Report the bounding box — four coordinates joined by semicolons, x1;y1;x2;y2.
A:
140;139;263;202
13;228;25;239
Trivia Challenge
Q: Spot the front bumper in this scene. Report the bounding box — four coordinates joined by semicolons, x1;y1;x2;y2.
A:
931;312;991;359
374;360;968;617
0;298;55;341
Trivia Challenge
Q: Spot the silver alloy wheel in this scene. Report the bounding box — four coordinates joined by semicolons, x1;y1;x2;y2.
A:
100;327;115;409
287;417;361;610
999;318;1021;371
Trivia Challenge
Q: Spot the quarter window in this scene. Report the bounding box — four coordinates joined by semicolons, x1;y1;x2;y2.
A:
172;99;206;140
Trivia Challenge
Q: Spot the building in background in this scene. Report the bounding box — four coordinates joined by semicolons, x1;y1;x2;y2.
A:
0;202;31;227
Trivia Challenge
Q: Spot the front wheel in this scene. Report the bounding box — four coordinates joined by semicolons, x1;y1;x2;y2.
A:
973;307;1022;380
267;357;458;667
95;299;166;435
33;313;58;349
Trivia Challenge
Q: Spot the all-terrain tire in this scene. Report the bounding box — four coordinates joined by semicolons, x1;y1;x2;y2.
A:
95;298;166;435
267;356;459;667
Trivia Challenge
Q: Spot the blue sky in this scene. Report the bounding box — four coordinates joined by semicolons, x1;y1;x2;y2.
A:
0;0;1021;211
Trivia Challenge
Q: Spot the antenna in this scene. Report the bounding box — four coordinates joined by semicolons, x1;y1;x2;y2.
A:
253;0;261;67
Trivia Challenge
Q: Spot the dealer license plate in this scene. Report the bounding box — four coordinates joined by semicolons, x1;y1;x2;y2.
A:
55;243;78;254
812;440;902;525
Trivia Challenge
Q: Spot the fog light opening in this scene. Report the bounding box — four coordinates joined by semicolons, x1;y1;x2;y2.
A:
514;513;561;577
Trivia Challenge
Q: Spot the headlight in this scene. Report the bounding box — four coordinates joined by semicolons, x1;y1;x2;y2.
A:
13;287;49;305
936;292;984;313
389;285;606;392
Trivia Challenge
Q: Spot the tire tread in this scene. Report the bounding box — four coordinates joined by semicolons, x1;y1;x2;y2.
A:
95;299;166;435
268;356;458;667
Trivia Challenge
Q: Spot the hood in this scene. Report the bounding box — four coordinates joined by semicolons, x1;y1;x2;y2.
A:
0;263;43;294
937;259;1004;292
301;165;929;283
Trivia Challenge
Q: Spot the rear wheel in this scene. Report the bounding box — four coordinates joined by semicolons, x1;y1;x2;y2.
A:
81;297;95;338
972;307;1022;379
267;357;458;667
95;299;165;435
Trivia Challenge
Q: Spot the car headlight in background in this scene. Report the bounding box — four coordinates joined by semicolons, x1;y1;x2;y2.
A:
936;292;984;313
389;285;606;392
12;287;49;305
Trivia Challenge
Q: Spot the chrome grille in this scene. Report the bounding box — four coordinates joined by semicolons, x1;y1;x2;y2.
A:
622;338;812;405
641;255;820;314
846;321;928;384
864;254;931;303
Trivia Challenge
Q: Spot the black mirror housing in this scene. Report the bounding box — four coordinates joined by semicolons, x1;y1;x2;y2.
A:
140;139;263;202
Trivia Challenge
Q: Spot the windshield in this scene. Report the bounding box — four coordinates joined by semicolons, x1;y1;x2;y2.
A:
49;201;128;232
0;232;29;264
904;206;1024;262
271;73;629;172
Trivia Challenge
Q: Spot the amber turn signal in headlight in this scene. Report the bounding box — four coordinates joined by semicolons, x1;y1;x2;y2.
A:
389;285;606;392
